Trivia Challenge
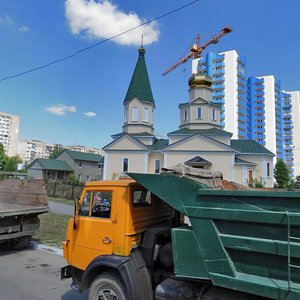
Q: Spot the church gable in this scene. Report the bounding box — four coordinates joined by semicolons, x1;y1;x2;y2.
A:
103;134;147;151
190;97;209;105
165;134;237;152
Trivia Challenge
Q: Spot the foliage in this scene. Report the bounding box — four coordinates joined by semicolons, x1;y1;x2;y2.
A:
0;144;8;170
285;178;300;190
0;144;23;172
50;145;64;159
246;177;266;188
66;174;81;185
274;159;290;188
3;155;22;171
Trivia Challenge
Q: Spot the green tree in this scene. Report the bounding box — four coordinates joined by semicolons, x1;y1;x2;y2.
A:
50;145;64;159
274;158;290;188
3;155;22;172
0;144;8;170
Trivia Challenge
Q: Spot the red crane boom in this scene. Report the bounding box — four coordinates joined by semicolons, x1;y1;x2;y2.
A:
162;26;232;76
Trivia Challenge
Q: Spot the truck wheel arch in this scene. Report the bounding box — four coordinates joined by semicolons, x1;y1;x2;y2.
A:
81;249;153;300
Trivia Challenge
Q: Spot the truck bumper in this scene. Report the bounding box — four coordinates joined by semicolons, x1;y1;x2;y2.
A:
61;265;72;280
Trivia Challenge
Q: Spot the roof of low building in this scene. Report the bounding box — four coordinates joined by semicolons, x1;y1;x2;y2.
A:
27;158;73;171
147;139;169;151
168;128;232;136
60;149;103;162
123;46;154;105
231;139;274;155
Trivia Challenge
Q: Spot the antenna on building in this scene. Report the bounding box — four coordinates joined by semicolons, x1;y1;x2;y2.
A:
141;34;144;47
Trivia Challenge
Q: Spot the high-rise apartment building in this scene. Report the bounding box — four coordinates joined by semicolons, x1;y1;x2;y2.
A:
198;50;247;139
0;112;20;157
281;90;300;176
281;91;294;176
198;50;298;175
17;140;56;162
17;139;103;163
247;76;284;163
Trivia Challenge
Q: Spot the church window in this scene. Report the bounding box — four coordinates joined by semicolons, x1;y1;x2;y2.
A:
124;108;128;123
143;107;149;122
123;158;128;172
212;108;216;121
197;107;202;119
154;160;160;174
184;110;187;121
132;107;138;122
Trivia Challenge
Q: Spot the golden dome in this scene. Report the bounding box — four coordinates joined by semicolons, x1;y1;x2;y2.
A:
188;72;212;88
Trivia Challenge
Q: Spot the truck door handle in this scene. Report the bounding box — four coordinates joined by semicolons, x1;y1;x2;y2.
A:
102;237;112;244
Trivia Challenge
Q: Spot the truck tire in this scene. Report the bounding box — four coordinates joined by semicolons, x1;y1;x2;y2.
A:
10;236;32;250
88;270;127;300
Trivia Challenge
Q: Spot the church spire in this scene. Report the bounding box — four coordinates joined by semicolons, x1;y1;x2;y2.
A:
123;46;155;105
123;46;155;135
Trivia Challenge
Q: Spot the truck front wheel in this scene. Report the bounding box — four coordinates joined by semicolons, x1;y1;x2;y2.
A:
89;270;127;300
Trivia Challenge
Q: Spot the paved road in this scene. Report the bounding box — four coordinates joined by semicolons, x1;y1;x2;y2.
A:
0;244;88;300
48;201;74;216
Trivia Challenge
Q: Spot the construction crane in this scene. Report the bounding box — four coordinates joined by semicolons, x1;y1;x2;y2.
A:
162;26;232;76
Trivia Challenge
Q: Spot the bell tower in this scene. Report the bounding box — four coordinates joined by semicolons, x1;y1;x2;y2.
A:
122;46;155;134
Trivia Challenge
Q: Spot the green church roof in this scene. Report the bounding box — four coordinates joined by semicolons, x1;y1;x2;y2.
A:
123;47;155;105
147;139;169;151
168;128;232;136
231;139;274;155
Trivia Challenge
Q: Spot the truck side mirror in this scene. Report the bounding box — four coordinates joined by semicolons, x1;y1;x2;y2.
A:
73;196;81;230
74;196;81;216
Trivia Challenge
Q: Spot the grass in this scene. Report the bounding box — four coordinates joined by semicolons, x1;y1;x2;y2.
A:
47;196;74;206
34;212;71;248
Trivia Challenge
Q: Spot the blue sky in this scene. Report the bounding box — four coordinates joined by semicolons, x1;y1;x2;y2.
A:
0;0;299;149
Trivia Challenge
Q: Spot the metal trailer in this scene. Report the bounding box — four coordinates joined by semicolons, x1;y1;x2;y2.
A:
128;172;300;300
0;179;48;249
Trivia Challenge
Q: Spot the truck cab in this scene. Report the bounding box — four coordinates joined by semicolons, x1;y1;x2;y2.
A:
62;179;174;299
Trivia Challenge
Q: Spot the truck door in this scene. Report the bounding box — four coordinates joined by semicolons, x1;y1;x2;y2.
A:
70;189;115;270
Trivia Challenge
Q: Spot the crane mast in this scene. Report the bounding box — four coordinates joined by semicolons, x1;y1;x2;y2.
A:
162;26;232;76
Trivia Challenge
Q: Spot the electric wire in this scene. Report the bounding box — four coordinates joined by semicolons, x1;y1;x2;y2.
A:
0;0;200;83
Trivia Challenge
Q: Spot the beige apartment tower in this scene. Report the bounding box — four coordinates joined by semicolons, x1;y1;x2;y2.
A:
0;112;20;157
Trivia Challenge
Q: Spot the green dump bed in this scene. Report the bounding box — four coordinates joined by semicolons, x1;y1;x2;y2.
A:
128;173;300;300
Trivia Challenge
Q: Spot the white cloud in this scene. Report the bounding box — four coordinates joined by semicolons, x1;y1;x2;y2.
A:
18;26;29;32
0;15;14;24
46;104;77;116
84;111;97;118
65;0;159;46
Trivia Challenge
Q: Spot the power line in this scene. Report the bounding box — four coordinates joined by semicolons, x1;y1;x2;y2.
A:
0;0;200;83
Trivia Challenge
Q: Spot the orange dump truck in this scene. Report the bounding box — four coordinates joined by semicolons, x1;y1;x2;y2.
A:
61;173;300;300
